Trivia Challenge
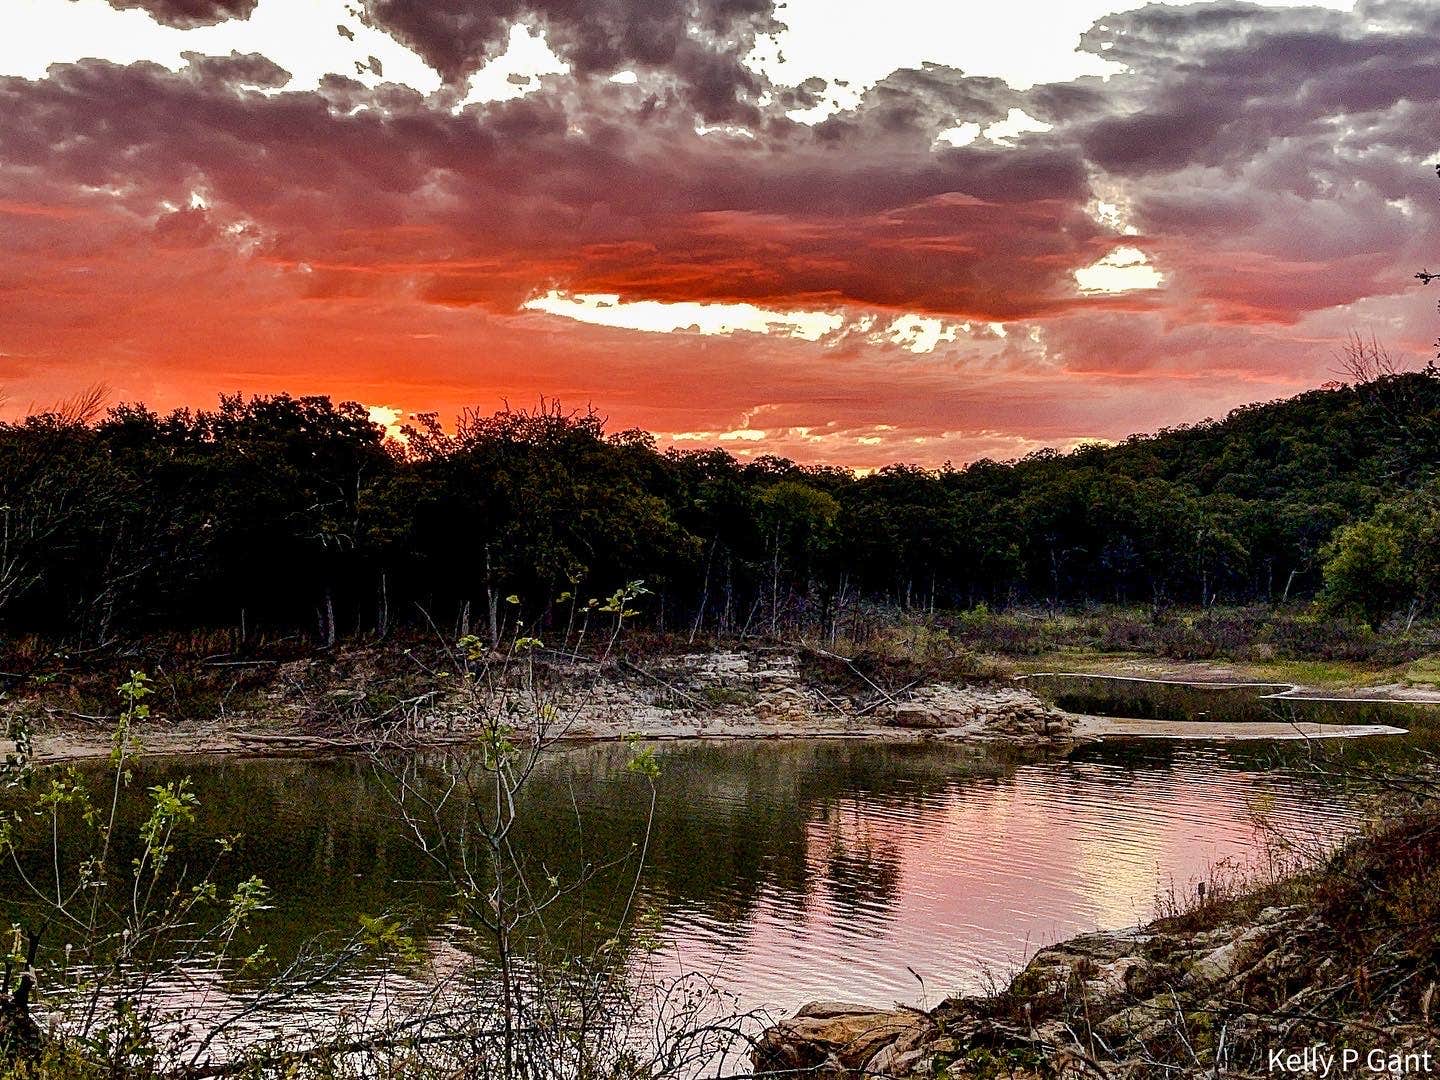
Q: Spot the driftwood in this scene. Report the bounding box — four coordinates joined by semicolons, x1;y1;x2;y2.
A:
809;684;850;716
40;705;115;725
617;658;714;711
233;732;364;748
795;642;900;707
853;678;920;718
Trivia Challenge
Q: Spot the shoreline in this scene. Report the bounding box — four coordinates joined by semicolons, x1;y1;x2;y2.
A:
1015;655;1440;702
1070;713;1407;741
25;715;1406;764
23;708;1408;768
7;647;1420;765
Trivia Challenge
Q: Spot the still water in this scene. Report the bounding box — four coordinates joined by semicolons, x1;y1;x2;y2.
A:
1022;671;1440;737
3;732;1395;1047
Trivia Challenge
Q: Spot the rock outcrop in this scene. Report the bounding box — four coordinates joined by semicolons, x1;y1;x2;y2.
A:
877;684;1067;741
533;649;1079;749
752;901;1439;1078
751;1002;930;1075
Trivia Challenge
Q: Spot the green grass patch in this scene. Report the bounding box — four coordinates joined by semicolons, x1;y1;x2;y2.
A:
1401;654;1440;687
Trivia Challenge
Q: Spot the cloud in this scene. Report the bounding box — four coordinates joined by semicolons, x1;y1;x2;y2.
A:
178;49;290;87
1073;3;1440;178
3;0;1440;467
99;0;260;28
0;49;1120;322
357;0;780;121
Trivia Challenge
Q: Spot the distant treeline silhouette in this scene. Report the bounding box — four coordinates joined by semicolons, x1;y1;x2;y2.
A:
2;371;1438;645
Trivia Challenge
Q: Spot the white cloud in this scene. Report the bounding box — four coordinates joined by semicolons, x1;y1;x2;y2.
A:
455;24;569;107
983;108;1052;146
1074;246;1164;294
522;290;843;340
934;121;981;148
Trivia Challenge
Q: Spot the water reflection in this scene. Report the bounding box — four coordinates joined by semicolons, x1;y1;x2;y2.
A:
1023;672;1440;748
653;740;1371;1012
0;738;1383;1038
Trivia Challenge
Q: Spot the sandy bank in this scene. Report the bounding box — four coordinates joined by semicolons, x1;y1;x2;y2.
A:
1070;713;1406;741
17;649;1080;762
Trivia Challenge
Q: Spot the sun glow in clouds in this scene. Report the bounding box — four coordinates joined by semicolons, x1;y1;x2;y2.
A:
885;316;959;354
1074;247;1164;295
522;291;844;340
525;293;998;355
366;404;410;443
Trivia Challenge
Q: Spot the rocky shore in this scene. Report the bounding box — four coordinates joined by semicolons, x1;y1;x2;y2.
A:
753;908;1437;1078
19;646;1084;761
753;809;1440;1078
532;649;1078;747
14;644;1406;763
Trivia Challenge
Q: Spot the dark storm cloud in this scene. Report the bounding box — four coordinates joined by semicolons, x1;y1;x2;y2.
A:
0;45;1107;320
97;0;258;28
815;64;1016;141
358;0;780;121
773;75;827;113
361;0;778;80
8;0;1440;341
1072;0;1440;176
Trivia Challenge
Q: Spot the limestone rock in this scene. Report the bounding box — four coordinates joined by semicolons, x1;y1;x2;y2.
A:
751;1004;924;1076
888;702;953;728
1184;925;1272;986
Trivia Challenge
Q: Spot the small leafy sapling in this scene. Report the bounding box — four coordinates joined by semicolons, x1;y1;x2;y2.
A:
0;671;283;1073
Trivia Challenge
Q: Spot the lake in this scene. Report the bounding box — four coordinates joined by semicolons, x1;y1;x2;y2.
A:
3;725;1410;1058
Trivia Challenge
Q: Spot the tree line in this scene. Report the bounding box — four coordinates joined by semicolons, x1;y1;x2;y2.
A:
2;369;1437;647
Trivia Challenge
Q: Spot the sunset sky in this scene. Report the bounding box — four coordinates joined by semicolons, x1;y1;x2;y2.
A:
3;0;1438;467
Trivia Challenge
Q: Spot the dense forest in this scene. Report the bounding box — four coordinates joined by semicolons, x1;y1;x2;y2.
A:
2;368;1438;647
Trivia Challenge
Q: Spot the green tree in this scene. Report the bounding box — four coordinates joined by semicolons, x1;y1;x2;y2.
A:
756;480;840;636
1321;485;1440;627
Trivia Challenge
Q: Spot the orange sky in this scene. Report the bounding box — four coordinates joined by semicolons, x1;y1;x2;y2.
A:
2;0;1438;467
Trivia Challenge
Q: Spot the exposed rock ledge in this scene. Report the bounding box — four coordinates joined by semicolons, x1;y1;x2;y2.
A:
521;649;1081;750
752;902;1437;1078
23;648;1085;761
24;645;1404;763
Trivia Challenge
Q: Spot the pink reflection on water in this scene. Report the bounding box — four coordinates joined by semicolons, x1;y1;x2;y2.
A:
659;752;1357;1013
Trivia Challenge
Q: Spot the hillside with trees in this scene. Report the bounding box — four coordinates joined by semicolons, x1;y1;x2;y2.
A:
1;369;1437;649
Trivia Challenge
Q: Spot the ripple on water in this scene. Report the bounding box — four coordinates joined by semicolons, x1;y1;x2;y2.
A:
1;739;1374;1044
646;744;1365;1012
